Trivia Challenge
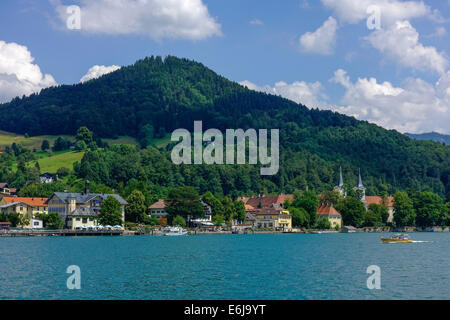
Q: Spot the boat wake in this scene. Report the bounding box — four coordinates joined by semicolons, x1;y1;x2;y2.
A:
411;240;432;243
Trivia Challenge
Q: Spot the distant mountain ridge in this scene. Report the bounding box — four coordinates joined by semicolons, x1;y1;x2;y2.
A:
405;132;450;146
0;56;449;195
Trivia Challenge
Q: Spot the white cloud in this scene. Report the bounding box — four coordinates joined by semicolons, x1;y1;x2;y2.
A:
240;80;328;108
249;19;263;26
299;16;338;55
80;65;121;83
331;69;450;134
321;0;431;26
0;41;56;103
54;0;221;40
367;21;448;75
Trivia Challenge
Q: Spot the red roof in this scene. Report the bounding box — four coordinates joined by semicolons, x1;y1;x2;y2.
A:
365;196;394;207
149;199;166;209
240;194;294;210
1;197;48;207
317;205;341;217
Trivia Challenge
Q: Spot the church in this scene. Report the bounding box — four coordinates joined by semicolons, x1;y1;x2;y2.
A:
334;167;394;223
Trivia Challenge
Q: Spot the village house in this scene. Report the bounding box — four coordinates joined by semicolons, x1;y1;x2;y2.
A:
0;196;48;228
317;205;342;228
39;172;54;184
0;183;18;196
45;181;128;230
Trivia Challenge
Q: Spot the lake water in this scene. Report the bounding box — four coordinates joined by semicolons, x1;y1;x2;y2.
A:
1;233;449;300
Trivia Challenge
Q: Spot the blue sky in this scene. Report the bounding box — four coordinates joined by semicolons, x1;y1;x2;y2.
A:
0;0;449;134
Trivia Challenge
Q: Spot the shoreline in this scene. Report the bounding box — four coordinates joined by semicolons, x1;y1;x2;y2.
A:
1;228;449;237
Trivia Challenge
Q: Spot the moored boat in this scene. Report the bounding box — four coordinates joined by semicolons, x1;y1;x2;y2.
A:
163;226;188;236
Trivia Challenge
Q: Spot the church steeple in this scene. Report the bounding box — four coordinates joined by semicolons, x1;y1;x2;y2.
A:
334;166;346;196
356;168;364;188
354;168;366;201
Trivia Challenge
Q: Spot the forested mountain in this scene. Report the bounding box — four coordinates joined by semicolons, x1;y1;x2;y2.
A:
405;132;450;146
1;56;449;196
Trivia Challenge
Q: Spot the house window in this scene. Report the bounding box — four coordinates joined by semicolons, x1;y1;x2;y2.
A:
82;218;87;223
76;218;80;221
89;218;94;222
34;221;40;226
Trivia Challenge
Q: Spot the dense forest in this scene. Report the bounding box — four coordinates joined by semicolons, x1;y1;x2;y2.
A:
0;56;449;196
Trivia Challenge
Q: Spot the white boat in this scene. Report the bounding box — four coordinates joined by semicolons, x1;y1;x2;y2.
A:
163;226;188;236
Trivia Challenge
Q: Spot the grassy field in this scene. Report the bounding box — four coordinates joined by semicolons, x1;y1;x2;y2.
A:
0;130;139;150
34;151;85;173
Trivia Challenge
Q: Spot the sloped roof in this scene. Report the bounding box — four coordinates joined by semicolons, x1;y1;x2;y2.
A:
2;196;48;207
48;192;128;205
0;183;9;188
240;194;294;209
69;207;99;217
149;199;166;209
365;196;394;207
317;205;341;217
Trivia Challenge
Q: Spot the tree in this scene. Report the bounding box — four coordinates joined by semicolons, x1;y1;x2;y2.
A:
202;191;224;216
76;126;93;145
56;167;70;177
317;217;331;230
290;207;310;228
221;196;236;221
37;213;64;230
319;190;341;206
336;196;366;227
75;140;87;151
53;137;71;151
292;190;319;226
234;200;246;223
414;191;445;227
165;186;204;221
212;214;224;227
99;197;123;226
367;203;389;225
393;192;416;227
126;190;147;223
41;140;50;152
172;215;186;227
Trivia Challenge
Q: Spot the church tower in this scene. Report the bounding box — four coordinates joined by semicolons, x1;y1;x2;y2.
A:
334;166;346;196
354;168;366;201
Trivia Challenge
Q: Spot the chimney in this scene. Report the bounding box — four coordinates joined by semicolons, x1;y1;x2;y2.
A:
85;180;90;194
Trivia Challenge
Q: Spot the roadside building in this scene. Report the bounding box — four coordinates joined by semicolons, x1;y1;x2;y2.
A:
317;205;342;228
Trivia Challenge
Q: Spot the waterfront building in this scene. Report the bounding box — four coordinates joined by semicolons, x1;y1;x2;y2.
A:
149;199;168;218
246;204;292;231
45;181;128;229
317;205;342;228
0;197;48;228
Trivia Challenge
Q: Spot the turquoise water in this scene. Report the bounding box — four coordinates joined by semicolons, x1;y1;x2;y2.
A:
1;233;449;300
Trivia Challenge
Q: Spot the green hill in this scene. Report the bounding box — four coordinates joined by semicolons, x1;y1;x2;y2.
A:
0;56;449;195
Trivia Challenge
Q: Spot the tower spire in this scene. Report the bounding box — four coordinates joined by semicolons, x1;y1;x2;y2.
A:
357;168;364;188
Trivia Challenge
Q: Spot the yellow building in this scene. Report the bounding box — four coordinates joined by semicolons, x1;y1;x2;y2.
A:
0;197;48;228
317;205;342;229
251;205;292;231
46;181;128;230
